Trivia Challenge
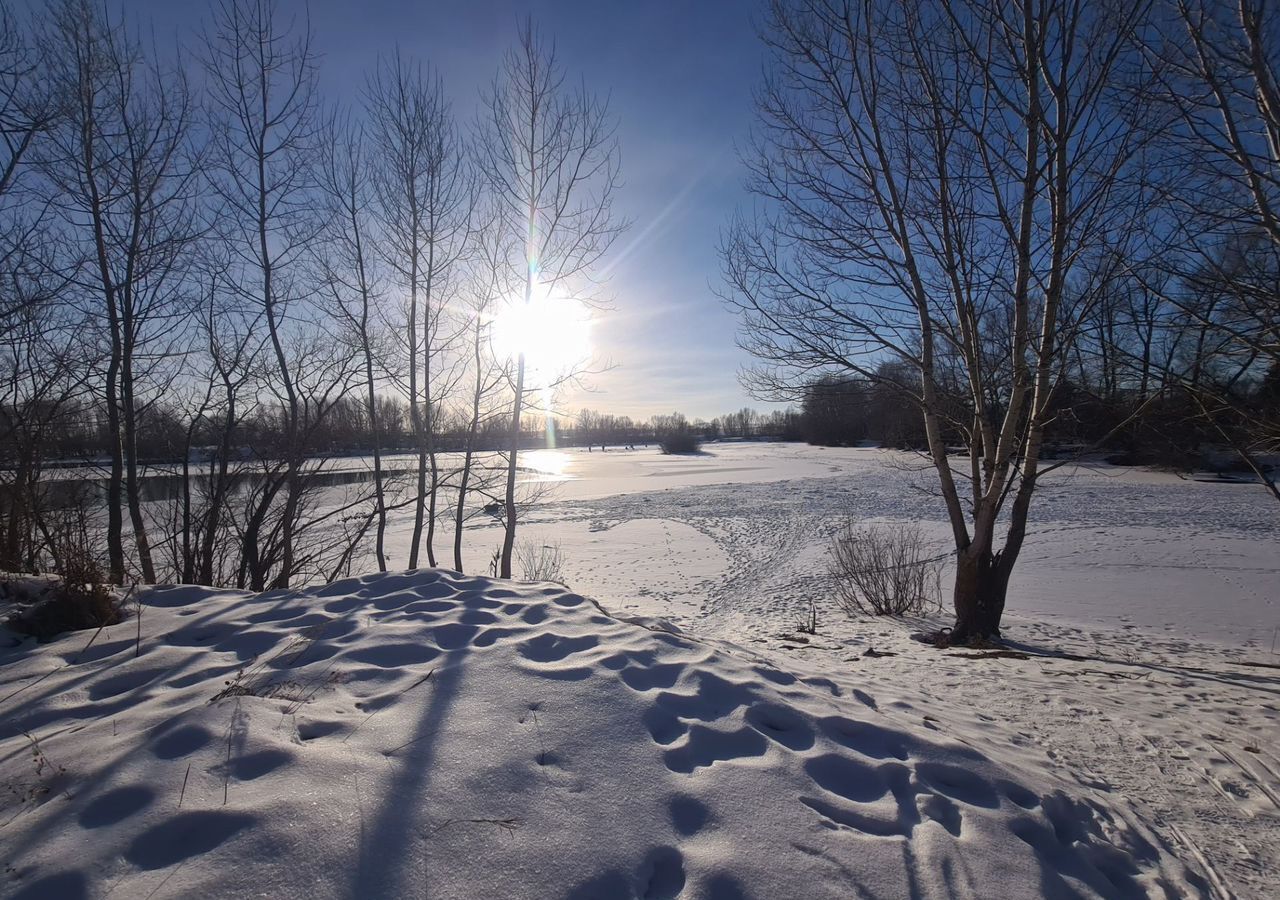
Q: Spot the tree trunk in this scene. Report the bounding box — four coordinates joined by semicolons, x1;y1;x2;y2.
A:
425;438;439;567
422;245;438;568
407;214;425;570
949;546;1013;644
105;347;126;584
499;352;526;579
121;353;156;584
276;457;301;589
180;427;194;584
455;318;485;573
1;480;19;572
410;443;427;569
366;347;387;572
200;386;235;586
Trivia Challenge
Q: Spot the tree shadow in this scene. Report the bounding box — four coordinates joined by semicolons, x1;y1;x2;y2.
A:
352;640;470;897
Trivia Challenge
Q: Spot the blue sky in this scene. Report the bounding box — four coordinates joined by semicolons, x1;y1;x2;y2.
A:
103;0;775;421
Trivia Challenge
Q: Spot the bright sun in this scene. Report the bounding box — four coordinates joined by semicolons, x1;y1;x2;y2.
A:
491;284;591;385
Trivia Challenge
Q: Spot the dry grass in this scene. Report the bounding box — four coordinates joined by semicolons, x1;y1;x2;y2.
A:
517;541;566;584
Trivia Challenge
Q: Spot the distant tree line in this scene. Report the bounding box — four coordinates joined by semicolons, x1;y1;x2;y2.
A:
571;407;801;451
797;355;1280;473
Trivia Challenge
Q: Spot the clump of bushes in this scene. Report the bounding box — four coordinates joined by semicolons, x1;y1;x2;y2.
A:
5;509;120;641
828;520;944;616
7;562;119;640
658;431;701;454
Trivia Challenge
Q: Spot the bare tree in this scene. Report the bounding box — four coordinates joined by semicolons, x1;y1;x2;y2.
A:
41;0;200;584
722;0;1156;643
451;205;512;572
0;5;59;325
202;0;325;588
0;7;46;195
476;20;623;578
160;271;263;586
1145;0;1280;498
317;115;390;569
0;9;70;572
0;299;88;572
366;53;470;570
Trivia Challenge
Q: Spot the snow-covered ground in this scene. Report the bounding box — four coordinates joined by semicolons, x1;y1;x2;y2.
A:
446;443;1279;649
2;443;1278;898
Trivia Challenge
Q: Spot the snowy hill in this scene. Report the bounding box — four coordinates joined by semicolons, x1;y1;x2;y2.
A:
0;570;1202;899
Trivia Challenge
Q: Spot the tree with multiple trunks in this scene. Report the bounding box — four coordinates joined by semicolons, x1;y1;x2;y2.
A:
723;0;1157;643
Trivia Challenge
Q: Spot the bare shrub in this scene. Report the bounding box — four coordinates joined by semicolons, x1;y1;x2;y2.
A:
797;598;817;635
7;567;118;641
9;504;119;640
517;541;565;584
828;520;944;617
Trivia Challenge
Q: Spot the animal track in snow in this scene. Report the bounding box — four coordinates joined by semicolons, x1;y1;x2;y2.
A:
669;795;710;837
663;724;769;773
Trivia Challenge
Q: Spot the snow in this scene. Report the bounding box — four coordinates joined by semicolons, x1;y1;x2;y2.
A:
0;571;1204;899
2;443;1278;898
480;444;1280;648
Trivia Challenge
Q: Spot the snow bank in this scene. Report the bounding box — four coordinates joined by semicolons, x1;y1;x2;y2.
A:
0;570;1201;899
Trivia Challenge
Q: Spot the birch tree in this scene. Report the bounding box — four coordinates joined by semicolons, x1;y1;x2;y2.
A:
317;115;390;569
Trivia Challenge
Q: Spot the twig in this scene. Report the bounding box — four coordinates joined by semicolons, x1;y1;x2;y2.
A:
1045;669;1151;681
131;586;142;659
404;670;436;693
72;619;109;665
385;728;441;756
342;668;435;744
948;650;1031;661
178;763;191;808
428;817;520;838
223;704;236;806
531;710;547;766
0;619;110;707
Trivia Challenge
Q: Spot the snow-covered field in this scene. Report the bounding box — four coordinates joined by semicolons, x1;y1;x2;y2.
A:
2;443;1278;898
442;443;1279;647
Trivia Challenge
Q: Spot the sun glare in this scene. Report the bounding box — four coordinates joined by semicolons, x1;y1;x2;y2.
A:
492;284;592;385
522;449;573;479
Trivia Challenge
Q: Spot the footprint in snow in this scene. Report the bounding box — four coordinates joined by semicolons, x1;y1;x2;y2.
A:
518;632;599;663
124;810;256;870
78;785;154;829
151;724;214;760
669;794;710;836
